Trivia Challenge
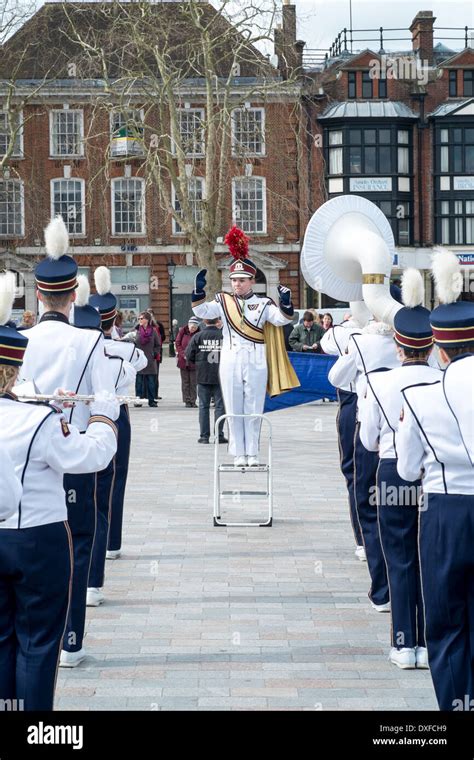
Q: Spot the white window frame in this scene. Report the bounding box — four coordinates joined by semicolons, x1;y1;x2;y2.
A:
50;177;86;237
0;179;25;237
111;177;146;237
0;109;23;158
232;176;267;235
49;109;84;158
231;106;266;157
110;108;145;157
172;177;205;235
173;108;205;157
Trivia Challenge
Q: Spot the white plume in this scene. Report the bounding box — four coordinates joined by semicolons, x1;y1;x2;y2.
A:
0;271;17;326
401;268;424;308
362;320;393;336
94;266;111;296
432;246;463;305
44;215;69;260
75;275;90;308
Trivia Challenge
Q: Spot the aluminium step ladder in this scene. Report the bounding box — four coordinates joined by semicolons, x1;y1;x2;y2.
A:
213;413;273;527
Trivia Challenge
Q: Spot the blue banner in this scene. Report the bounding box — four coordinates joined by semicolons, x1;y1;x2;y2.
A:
264;352;338;412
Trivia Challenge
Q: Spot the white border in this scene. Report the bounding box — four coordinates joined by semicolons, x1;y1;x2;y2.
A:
50;177;86;237
49;108;84;158
231;107;266;158
231;175;267;235
111;176;146;237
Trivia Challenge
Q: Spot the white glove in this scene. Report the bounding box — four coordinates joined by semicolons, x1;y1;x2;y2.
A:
90;389;119;421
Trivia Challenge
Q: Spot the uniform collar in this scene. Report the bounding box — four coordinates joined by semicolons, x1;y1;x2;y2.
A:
402;360;429;367
104;335;113;340
0;391;18;400
450;352;473;364
237;290;254;301
39;311;70;325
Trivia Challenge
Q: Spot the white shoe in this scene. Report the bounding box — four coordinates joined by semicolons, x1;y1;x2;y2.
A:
389;647;416;669
234;456;246;467
355;545;367;562
86;587;105;607
106;549;121;560
415;646;429;669
59;648;86;668
247;456;259;467
371;600;391;613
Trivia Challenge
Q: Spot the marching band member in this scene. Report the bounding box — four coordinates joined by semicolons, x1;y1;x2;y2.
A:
0;272;117;709
87;267;146;605
360;269;441;669
18;217;119;668
192;226;294;467
321;313;364;559
397;250;474;710
328;288;402;612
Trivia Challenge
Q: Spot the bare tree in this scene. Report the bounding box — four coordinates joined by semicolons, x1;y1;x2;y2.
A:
60;0;302;295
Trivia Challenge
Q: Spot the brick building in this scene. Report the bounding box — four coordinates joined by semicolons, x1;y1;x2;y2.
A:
0;1;305;329
303;9;474;311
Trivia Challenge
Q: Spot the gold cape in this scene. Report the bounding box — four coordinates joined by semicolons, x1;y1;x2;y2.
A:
263;322;301;398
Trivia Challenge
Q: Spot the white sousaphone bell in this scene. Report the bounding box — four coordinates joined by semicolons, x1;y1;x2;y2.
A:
301;195;403;327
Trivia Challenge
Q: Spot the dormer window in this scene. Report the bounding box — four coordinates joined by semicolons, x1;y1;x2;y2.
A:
449;71;457;97
348;72;356;99
362;72;373;99
464;71;473;97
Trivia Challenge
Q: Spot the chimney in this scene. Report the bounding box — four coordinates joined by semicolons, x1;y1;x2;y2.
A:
410;10;436;66
274;1;304;79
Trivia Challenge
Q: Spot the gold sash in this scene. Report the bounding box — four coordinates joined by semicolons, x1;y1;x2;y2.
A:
220;293;265;344
264;322;301;398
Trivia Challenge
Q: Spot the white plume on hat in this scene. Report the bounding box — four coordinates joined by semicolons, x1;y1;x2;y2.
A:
44;215;70;260
0;271;16;326
432;246;463;305
94;266;112;296
401;268;424;309
75;275;90;308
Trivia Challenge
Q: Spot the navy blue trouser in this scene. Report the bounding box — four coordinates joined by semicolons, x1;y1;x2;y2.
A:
337;389;362;546
89;457;115;588
136;373;158;406
108;404;131;553
419;493;474;711
353;422;389;606
0;521;72;710
63;472;96;653
377;458;425;649
198;383;225;439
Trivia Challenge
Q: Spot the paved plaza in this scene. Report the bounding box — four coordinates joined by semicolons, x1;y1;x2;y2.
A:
56;357;437;711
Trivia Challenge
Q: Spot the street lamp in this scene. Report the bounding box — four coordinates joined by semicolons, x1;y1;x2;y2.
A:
167;258;176;357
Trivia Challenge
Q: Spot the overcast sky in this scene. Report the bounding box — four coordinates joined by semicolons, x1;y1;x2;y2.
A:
293;0;474;53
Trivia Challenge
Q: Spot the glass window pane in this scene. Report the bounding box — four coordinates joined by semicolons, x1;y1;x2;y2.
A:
378;78;387;98
453;129;462;143
441;200;450;214
466;145;474;174
232;108;264;156
440;129;449;143
329;147;343;175
0;180;22;236
349;146;362;173
329;130;342;145
349;130;361;144
453;145;463;172
466;200;474;214
379;146;391;172
398;130;409;144
364;129;376;144
379;129;391;144
398;219;410;245
465;128;474;143
233;178;265;233
441;218;450;244
466;217;474;245
365;146;376;173
455;200;463;214
398;147;409;173
455;217;464;244
52;179;84;235
440;146;449;172
379;201;392;216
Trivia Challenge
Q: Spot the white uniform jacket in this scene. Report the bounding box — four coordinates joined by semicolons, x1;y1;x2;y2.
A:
18;313;119;431
397;355;474;494
0;449;22;522
360;362;443;459
104;337;147;400
321;321;361;392
0;394;117;529
328;332;399;420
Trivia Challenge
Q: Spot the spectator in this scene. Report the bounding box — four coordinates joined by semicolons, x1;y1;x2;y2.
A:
114;310;124;338
185;318;228;444
134;311;161;407
18;310;35;330
148;309;166;400
289;310;325;352
176;317;199;407
322;313;334;331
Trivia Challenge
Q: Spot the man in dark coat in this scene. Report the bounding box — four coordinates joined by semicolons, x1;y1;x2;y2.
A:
289;310;325;352
186;318;228;444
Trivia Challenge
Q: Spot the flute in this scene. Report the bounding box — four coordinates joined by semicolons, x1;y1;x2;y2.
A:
15;393;147;405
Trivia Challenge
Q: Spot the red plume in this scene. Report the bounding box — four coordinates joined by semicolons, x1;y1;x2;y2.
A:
224;225;249;261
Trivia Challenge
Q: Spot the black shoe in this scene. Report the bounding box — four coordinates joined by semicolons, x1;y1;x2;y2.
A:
149;402;158;407
218;436;228;444
158;396;162;400
198;437;210;444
